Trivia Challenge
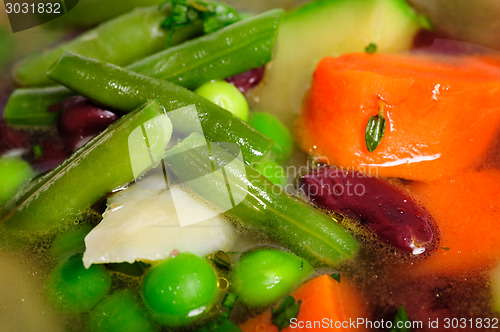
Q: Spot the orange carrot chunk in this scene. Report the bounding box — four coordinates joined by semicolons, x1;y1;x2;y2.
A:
408;169;500;274
239;274;369;332
297;53;500;181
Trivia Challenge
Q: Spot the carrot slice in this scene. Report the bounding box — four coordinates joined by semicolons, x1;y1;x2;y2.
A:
297;53;500;181
239;274;368;332
408;169;500;274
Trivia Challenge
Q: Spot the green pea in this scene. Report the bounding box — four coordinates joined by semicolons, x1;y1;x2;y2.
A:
195;80;249;121
252;159;287;186
0;157;34;206
141;252;219;327
250;112;293;162
49;224;93;261
45;254;111;313
89;290;158;332
231;249;313;307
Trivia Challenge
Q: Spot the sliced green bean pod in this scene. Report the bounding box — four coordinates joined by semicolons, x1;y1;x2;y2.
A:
0;158;34;207
4;86;73;126
0;100;172;242
128;9;282;89
47;53;272;164
5;9;283;126
14;6;203;87
164;133;360;267
48;0;166;28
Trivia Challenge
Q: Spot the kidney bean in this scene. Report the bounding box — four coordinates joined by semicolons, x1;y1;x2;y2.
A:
31;137;71;173
298;167;436;255
225;66;265;93
57;96;118;151
0;120;31;156
412;29;489;55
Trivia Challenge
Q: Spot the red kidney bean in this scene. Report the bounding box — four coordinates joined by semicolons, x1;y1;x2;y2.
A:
56;96;118;151
30;136;71;173
0;120;31;155
298;167;436;255
225;66;265;93
412;29;489;55
371;277;458;330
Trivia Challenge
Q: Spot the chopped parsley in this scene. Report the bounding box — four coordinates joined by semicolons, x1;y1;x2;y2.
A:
221;293;238;313
33;144;44;158
364;43;378;54
160;0;240;46
211;250;231;271
194;293;240;331
271;295;302;331
330;273;341;283
365;102;387;152
390;304;410;332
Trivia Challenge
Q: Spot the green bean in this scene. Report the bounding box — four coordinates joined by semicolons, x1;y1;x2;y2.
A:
47;53;272;164
164;133;360;267
252;158;287;186
3;86;73;126
127;9;282;89
0;100;172;242
14;6;203;87
5;9;283;126
48;0;166;28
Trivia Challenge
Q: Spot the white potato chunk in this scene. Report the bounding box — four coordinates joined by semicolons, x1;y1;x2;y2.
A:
83;173;237;268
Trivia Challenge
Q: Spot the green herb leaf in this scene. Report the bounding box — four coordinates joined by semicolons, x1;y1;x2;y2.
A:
330;273;341;283
390;304;410;332
194;293;240;331
33;144;44;158
440;246;451;251
160;0;240;46
211;250;231;271
417;14;434;31
365;103;386;152
221;293;238;316
194;316;242;332
364;43;378;54
271;295;301;331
